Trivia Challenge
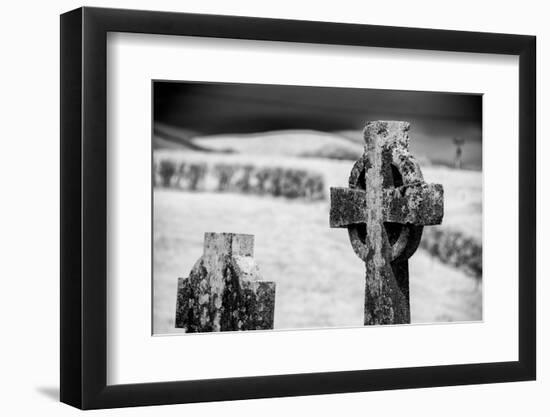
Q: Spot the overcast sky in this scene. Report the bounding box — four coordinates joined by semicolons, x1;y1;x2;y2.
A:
154;81;482;141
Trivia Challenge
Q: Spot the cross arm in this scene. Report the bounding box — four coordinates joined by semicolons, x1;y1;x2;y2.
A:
384;183;443;225
329;183;443;228
329;187;366;228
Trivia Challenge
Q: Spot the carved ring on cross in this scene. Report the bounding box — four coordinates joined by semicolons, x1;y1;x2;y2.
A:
346;147;425;264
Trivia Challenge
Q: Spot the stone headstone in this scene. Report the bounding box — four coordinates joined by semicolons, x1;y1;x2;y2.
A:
175;233;276;332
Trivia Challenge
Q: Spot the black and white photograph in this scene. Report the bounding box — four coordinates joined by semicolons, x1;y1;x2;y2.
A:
152;81;483;334
1;0;543;413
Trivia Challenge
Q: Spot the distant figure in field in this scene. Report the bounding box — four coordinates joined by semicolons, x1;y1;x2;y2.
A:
452;137;465;170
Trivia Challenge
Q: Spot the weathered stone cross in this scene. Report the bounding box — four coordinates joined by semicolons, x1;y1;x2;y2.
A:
330;121;444;325
175;233;275;332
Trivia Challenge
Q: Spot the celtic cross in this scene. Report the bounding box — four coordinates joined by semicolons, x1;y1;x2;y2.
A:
330;121;444;325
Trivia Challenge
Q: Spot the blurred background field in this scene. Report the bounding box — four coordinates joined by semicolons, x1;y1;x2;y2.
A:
153;142;482;334
152;82;483;334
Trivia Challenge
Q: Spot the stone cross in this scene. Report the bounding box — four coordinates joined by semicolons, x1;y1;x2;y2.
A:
330;121;444;325
175;233;275;332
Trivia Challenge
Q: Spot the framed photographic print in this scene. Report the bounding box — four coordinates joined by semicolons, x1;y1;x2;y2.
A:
60;6;536;409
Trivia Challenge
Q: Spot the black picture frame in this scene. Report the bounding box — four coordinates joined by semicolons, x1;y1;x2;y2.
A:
60;6;536;410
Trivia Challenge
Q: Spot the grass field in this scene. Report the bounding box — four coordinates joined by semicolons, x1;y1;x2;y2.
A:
153;130;482;334
153;175;481;334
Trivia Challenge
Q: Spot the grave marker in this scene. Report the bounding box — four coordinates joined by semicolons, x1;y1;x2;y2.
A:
330;121;444;325
175;233;275;332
